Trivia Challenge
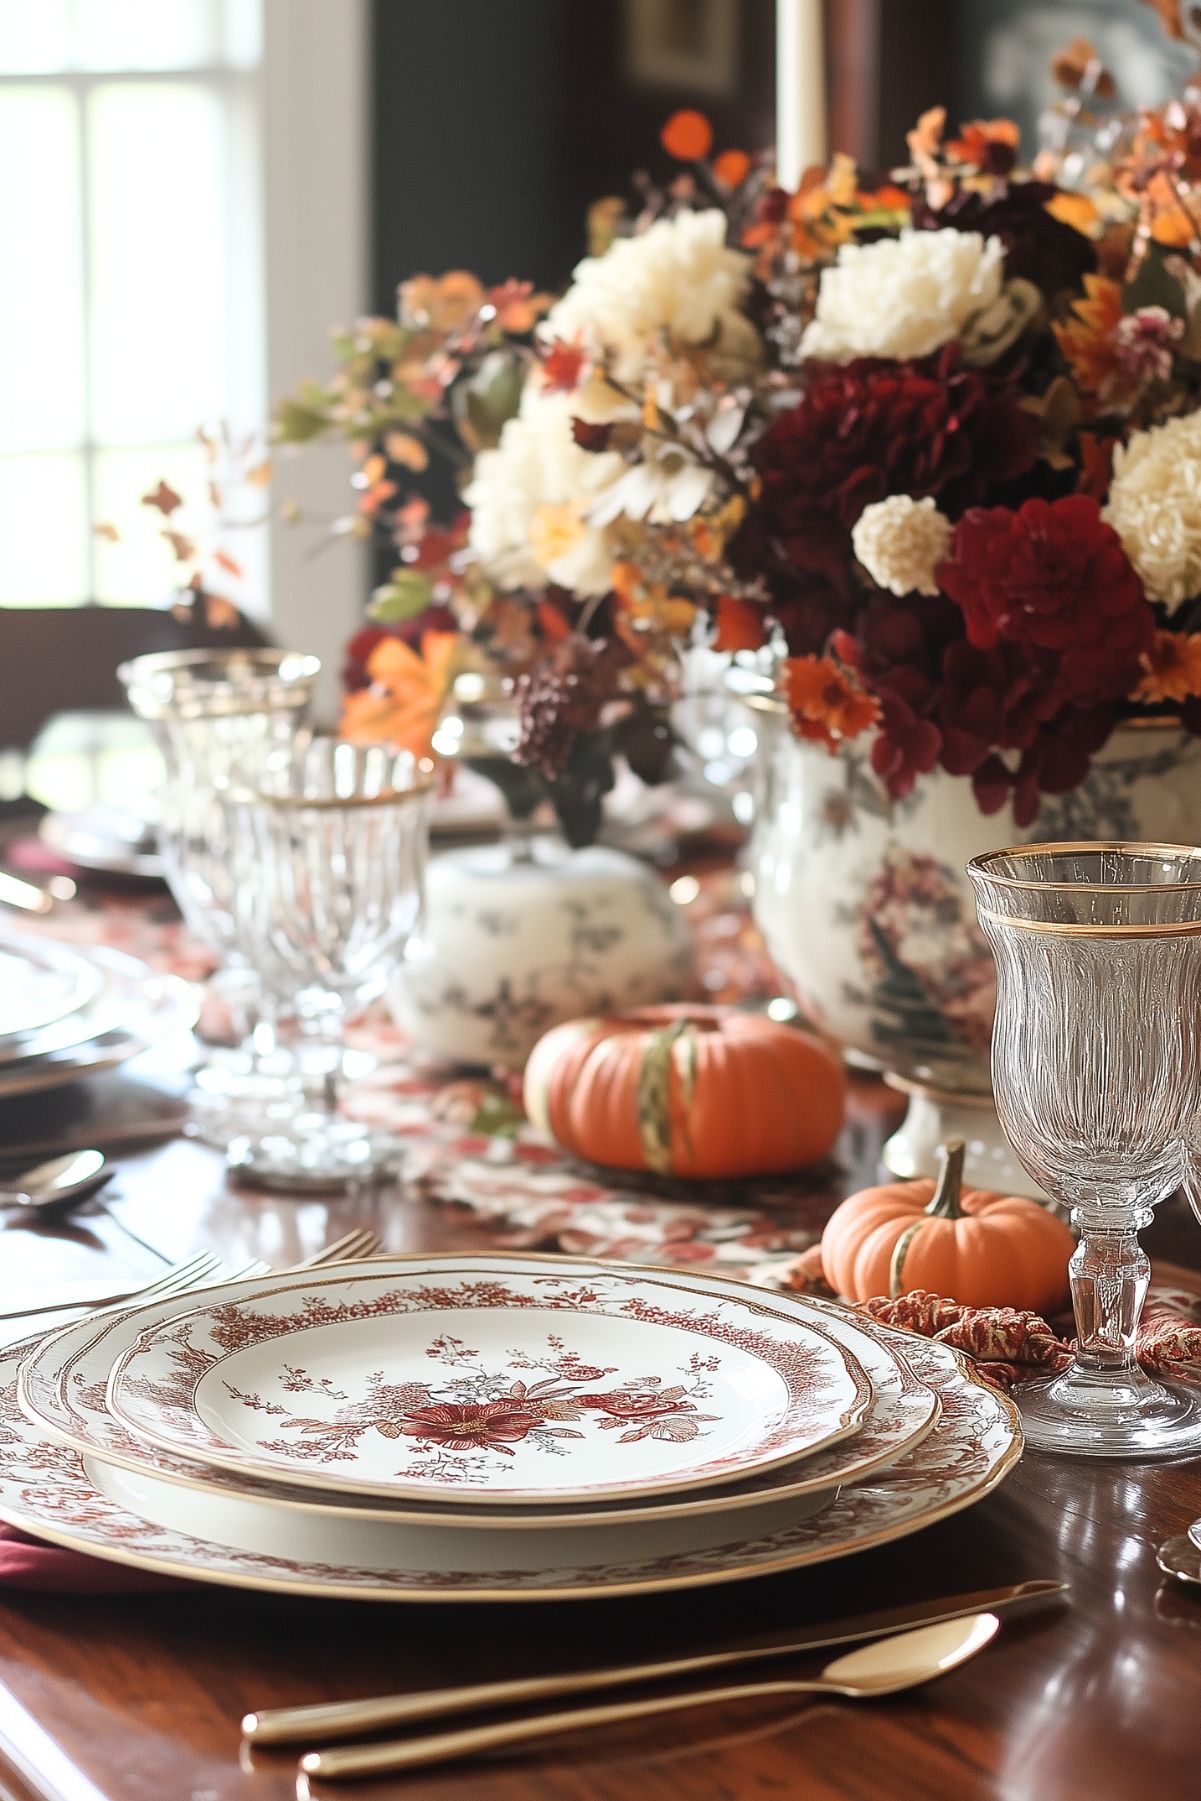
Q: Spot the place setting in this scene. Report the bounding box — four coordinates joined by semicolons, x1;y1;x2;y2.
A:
11;9;1201;1799
0;1239;1037;1780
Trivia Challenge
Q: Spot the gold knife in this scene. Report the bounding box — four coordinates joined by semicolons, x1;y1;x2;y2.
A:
243;1578;1066;1746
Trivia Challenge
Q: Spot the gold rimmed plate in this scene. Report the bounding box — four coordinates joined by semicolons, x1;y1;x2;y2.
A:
0;1312;1020;1603
105;1259;874;1506
19;1257;939;1529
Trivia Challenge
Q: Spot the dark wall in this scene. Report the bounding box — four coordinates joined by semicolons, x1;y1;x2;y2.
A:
370;0;777;307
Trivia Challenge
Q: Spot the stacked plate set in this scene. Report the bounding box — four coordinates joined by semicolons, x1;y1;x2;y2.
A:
2;1253;1023;1598
0;932;194;1100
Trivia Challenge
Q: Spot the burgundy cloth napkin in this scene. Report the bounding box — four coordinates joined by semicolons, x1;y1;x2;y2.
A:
782;1246;1201;1391
0;1524;183;1593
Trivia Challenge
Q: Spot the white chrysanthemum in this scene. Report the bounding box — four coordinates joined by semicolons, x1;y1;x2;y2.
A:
852;496;953;597
465;386;624;597
588;444;716;527
1104;412;1201;611
801;229;1006;363
544;209;753;383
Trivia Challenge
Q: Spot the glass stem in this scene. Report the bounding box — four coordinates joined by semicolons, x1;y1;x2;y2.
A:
1068;1208;1153;1375
296;999;347;1123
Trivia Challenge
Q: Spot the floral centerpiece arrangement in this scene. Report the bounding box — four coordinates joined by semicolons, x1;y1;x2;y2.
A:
266;24;1201;841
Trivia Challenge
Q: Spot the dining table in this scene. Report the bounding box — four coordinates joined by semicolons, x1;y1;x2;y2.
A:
1;859;1200;1801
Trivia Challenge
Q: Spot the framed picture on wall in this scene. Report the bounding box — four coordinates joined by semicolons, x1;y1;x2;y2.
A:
622;0;739;96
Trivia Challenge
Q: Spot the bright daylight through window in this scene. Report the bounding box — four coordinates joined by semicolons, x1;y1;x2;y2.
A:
0;0;263;609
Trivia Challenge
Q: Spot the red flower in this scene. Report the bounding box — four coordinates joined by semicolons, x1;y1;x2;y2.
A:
938;496;1155;708
869;679;942;798
398;1400;541;1454
541;339;588;394
974;708;1119;827
731;351;1037;650
576;1391;692;1420
935;641;1063;775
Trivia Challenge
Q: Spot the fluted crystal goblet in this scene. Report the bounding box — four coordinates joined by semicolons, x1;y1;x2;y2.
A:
967;842;1201;1459
118;650;319;1141
220;739;431;1190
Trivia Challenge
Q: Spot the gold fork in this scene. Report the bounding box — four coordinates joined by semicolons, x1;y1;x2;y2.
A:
291;1230;382;1269
0;1250;226;1323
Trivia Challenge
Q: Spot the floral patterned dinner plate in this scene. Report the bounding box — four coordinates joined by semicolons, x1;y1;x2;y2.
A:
18;1257;939;1529
106;1264;874;1504
0;1323;1020;1602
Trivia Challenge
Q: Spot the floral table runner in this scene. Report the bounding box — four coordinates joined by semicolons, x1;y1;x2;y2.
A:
9;870;837;1273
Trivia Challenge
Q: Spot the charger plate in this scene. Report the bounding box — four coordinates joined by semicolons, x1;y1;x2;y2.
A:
106;1263;874;1505
0;1322;1020;1601
19;1258;940;1528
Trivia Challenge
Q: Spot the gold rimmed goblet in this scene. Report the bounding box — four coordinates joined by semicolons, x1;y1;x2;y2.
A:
219;739;432;1191
967;841;1201;1459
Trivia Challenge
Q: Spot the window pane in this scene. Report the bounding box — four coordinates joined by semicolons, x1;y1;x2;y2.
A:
0;454;87;604
0;88;85;452
72;0;215;71
221;0;262;70
88;81;227;445
92;440;208;605
0;0;71;72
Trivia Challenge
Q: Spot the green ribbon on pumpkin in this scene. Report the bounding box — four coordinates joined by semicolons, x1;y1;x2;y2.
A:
634;1018;699;1176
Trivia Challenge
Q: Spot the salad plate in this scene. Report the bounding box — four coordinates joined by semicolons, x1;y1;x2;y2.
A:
106;1262;874;1504
19;1257;939;1528
0;1321;1020;1602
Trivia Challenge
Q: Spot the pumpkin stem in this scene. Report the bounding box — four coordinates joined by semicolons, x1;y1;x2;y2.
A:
927;1140;966;1220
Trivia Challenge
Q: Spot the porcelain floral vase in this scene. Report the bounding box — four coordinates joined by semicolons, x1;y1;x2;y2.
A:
389;838;698;1069
748;711;1201;1189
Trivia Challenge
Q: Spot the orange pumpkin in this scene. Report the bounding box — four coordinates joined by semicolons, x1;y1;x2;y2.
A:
523;1005;845;1179
820;1141;1074;1312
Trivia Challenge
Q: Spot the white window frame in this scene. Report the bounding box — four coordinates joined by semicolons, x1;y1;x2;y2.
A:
260;0;369;719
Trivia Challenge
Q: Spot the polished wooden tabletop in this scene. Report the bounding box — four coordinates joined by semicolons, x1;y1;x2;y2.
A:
1;1063;1201;1801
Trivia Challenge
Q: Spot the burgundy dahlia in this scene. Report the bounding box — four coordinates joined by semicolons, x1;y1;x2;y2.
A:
914;182;1096;299
730;352;1038;649
937;496;1155;709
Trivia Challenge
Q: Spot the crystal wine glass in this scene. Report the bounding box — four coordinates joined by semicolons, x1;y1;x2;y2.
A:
118;649;320;1140
967;841;1201;1459
219;739;431;1190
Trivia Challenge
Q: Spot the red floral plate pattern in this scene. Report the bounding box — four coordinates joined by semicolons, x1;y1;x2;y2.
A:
106;1263;873;1504
0;1323;1020;1602
18;1259;939;1529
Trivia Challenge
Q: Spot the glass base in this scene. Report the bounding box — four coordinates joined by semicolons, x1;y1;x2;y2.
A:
185;1050;300;1151
225;1118;404;1193
1017;1360;1201;1460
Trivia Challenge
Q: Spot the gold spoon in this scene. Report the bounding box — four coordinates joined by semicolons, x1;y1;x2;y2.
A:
298;1612;1000;1782
1157;1533;1201;1585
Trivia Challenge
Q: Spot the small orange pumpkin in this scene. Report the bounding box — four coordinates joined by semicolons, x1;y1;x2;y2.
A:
523;1005;845;1179
820;1141;1074;1312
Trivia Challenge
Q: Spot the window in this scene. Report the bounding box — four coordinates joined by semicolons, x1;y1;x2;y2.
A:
0;0;265;609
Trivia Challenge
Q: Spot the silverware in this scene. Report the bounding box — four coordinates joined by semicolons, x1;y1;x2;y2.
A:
1158;1533;1201;1584
297;1614;1001;1781
0;1230;381;1329
0;1250;225;1323
0;870;75;915
0;1149;111;1214
291;1230;382;1270
247;1579;1064;1748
